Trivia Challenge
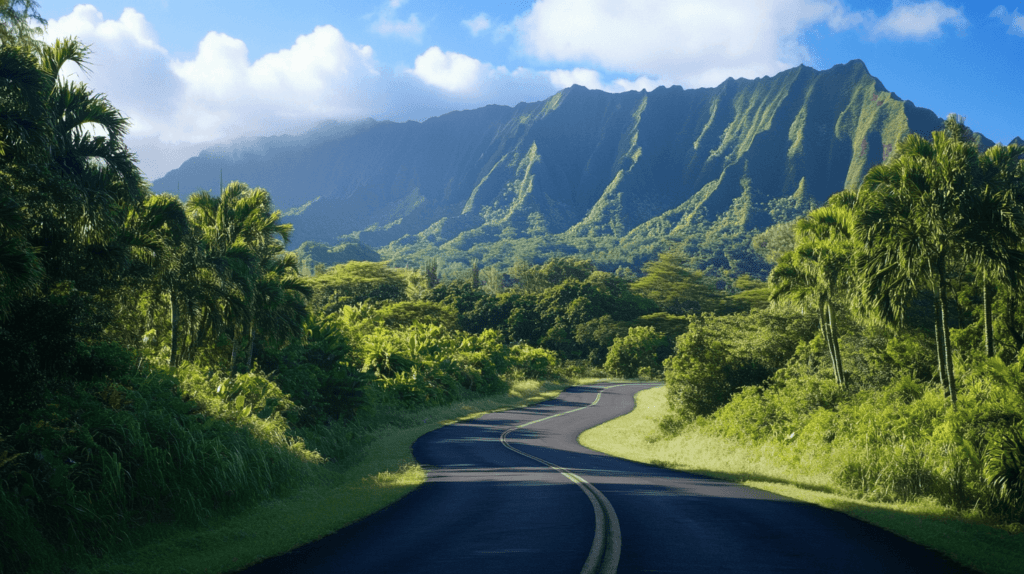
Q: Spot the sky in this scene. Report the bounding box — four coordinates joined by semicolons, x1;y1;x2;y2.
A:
35;1;1024;180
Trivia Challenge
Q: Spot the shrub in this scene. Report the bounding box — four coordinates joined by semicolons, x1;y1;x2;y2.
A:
984;421;1024;520
510;344;558;380
603;326;670;378
663;317;734;419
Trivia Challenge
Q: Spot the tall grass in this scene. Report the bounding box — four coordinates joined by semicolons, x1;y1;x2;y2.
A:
0;365;322;574
580;385;1024;574
77;376;578;574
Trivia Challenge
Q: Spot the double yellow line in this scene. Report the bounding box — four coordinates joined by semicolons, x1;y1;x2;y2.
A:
499;385;625;574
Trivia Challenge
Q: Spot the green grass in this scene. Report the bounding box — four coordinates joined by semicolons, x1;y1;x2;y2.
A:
81;377;585;574
578;385;1024;574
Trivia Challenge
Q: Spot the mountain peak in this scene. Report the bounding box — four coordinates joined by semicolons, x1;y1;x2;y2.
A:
152;60;1017;274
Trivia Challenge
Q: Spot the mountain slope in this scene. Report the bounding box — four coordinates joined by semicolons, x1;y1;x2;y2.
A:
153;60;1004;275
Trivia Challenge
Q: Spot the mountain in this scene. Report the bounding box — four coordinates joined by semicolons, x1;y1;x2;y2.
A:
152;60;1008;276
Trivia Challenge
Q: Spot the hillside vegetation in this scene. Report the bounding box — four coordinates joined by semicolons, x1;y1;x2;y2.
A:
3;13;1024;574
154;59;1013;278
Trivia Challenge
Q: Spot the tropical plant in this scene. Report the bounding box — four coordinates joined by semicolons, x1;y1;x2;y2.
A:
971;142;1024;357
856;116;982;406
770;192;858;388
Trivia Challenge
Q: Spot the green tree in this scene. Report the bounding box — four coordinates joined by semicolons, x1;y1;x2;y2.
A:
0;0;44;51
632;251;720;314
308;261;407;315
856;117;981;406
971;143;1024;357
770;193;857;389
603;326;670;378
662;315;733;419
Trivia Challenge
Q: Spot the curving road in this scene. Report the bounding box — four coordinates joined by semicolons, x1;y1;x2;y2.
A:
240;383;973;573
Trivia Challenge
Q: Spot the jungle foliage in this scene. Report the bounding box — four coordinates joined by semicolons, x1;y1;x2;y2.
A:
3;13;1024;572
658;117;1024;526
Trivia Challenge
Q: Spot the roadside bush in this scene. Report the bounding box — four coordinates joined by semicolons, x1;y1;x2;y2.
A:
604;326;670;378
984;421;1024;520
0;360;322;572
510;344;559;380
663;317;734;419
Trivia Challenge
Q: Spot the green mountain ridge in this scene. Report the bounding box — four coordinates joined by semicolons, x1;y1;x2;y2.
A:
152;60;1007;275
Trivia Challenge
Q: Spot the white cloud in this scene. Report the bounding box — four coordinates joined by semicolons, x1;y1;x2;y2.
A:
463;13;491;36
870;1;967;40
413;47;487;92
515;0;967;89
991;5;1024;36
515;0;862;88
45;7;383;177
546;68;658;93
369;0;425;42
43;6;559;179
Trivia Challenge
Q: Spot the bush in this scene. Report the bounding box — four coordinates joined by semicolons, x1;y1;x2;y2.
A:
510;344;559;380
984;421;1024;520
663;317;735;419
603;326;670;378
0;362;322;572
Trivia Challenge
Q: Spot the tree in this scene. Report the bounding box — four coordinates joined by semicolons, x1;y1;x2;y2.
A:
0;44;47;317
855;116;982;406
423;258;438;289
471;260;481;289
662;315;733;419
631;251;720;314
0;0;45;52
604;326;670;378
308;261;406;315
32;39;145;287
769;193;857;389
971;143;1024;357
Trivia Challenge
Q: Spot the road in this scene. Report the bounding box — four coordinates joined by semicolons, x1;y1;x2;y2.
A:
240;383;973;573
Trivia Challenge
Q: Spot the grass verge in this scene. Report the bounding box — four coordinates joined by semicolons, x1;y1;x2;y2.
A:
578;385;1024;574
81;377;588;574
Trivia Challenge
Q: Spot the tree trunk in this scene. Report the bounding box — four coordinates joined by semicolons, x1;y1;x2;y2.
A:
819;303;841;387
984;278;995;358
170;291;179;367
826;300;845;388
934;299;946;392
1007;294;1024;354
246;320;256;371
230;333;239;375
938;262;957;407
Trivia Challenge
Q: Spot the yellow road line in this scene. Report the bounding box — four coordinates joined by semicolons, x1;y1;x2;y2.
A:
499;384;628;574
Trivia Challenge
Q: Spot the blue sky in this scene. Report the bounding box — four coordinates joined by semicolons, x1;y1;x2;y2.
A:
36;1;1024;179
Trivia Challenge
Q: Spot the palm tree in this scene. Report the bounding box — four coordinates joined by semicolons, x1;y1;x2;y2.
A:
24;38;145;289
855;116;981;406
246;250;311;368
770;191;857;388
182;182;297;369
971;143;1024;357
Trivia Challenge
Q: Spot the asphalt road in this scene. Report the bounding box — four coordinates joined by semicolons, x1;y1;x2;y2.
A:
239;383;973;573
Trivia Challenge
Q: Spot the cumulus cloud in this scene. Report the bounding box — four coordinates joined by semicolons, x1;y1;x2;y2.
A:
413;47;487;92
42;6;558;179
870;1;967;40
546;68;658;93
515;0;860;88
463;13;491;36
991;5;1024;36
45;7;384;177
515;0;966;88
369;0;425;42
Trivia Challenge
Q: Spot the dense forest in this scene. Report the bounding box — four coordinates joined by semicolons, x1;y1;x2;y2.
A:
2;4;1024;573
